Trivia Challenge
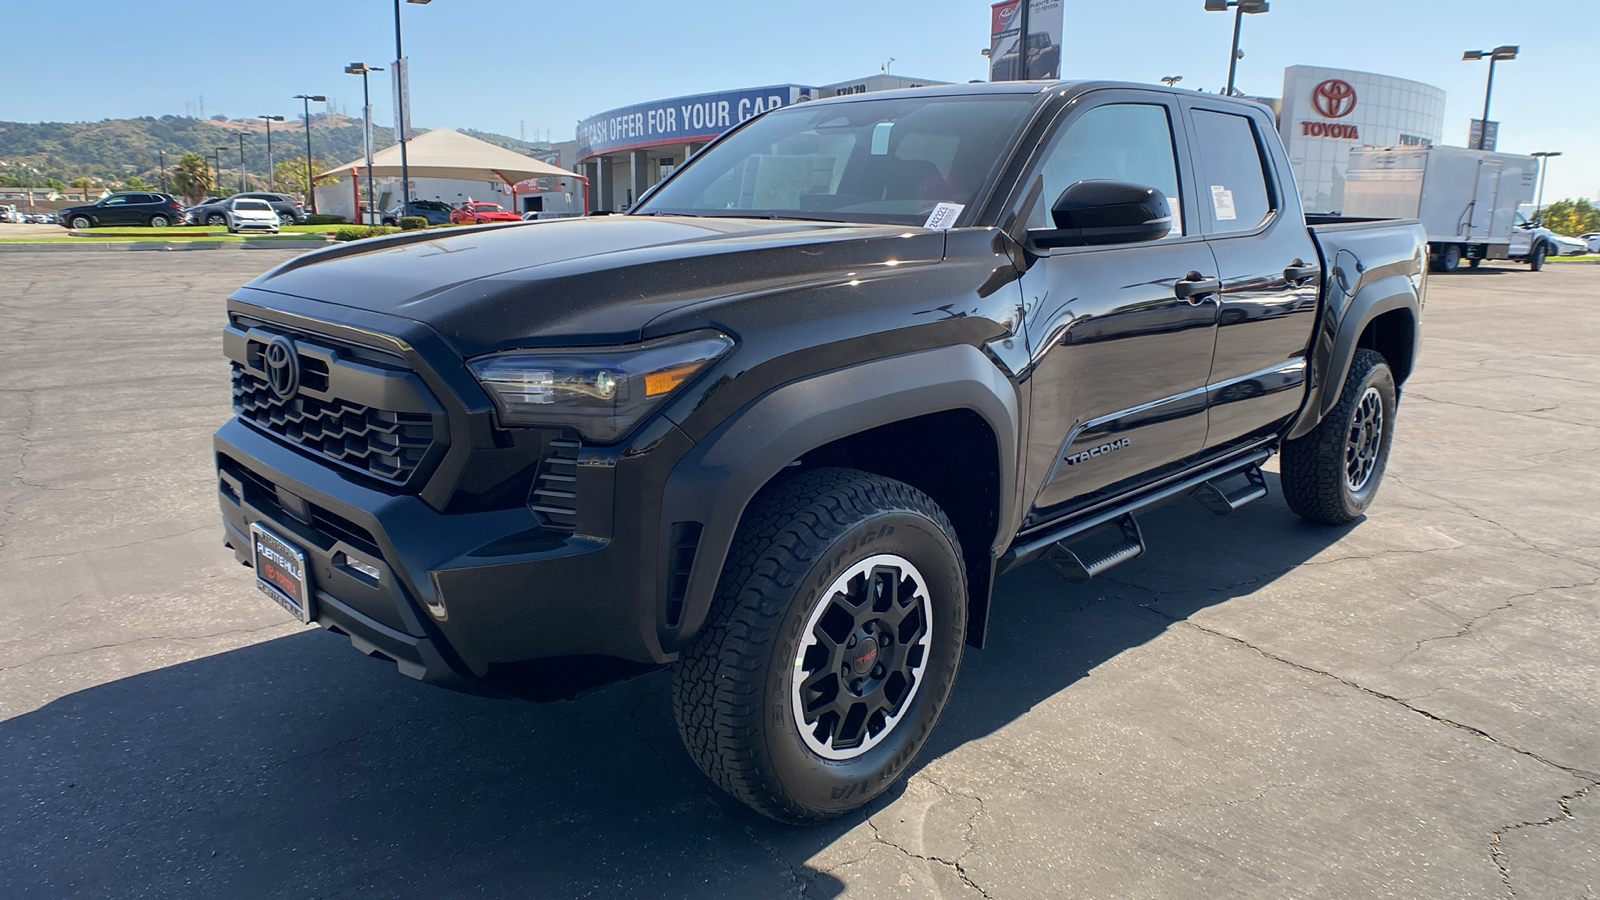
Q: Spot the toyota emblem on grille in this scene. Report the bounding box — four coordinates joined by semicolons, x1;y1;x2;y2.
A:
264;336;301;400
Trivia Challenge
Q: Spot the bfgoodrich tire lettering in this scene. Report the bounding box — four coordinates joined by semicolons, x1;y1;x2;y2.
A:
1281;348;1398;524
671;467;966;823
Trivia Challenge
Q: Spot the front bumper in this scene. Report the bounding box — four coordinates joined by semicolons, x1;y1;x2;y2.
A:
216;411;694;693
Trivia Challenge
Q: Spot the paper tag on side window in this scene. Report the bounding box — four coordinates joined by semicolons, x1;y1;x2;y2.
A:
1210;185;1237;221
923;203;965;231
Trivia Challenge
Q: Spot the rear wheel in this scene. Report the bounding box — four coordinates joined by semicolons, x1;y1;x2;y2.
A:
672;468;967;823
1529;242;1547;271
1281;349;1398;525
149;214;170;228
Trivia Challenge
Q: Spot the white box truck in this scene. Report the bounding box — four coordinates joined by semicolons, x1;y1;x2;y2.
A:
1343;146;1537;272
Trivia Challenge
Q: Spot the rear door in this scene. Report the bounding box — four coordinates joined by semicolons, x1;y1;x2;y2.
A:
1182;99;1320;453
1468;160;1501;242
1017;90;1222;523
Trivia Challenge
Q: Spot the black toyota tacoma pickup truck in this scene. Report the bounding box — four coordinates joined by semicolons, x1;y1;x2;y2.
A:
216;81;1426;823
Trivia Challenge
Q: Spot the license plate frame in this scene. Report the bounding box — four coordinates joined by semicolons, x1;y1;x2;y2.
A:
251;522;314;623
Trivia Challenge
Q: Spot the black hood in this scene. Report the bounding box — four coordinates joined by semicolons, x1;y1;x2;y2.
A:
245;215;945;356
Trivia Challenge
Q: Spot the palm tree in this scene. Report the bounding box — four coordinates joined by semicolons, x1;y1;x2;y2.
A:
171;153;214;205
70;176;94;202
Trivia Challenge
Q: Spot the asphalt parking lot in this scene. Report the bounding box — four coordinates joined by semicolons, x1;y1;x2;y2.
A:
1;250;1596;899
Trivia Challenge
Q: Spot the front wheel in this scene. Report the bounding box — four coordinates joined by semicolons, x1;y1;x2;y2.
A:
1281;349;1398;525
1529;242;1547;271
672;468;967;823
206;213;227;227
69;216;92;230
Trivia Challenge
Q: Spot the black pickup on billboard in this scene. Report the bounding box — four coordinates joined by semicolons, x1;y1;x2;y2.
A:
989;0;1063;82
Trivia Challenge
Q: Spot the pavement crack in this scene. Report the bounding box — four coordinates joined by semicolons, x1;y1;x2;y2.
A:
866;806;993;899
1389;578;1600;670
1490;784;1596;899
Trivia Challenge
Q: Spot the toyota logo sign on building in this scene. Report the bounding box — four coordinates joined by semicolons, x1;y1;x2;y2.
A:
1312;79;1357;118
1278;65;1446;215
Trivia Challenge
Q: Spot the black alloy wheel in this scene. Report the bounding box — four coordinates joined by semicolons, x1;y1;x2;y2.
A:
1281;348;1398;524
672;467;966;823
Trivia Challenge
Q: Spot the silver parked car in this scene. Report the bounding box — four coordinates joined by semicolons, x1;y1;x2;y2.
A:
225;198;281;234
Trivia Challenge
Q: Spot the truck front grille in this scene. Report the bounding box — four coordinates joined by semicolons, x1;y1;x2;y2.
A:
232;367;436;482
225;320;446;488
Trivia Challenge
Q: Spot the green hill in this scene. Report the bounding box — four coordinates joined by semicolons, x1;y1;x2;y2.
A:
0;114;549;191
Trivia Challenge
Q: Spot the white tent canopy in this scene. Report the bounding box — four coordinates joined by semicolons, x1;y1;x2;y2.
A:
317;128;578;186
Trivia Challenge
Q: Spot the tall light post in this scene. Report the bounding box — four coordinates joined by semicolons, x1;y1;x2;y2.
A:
294;94;327;213
1462;45;1517;150
345;63;385;224
394;0;430;209
1204;0;1268;96
258;115;284;190
1531;151;1562;217
213;146;228;198
235;132;249;193
157;148;168;195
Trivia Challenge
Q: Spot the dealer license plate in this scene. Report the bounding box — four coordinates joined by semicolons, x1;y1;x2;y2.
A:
251;522;313;623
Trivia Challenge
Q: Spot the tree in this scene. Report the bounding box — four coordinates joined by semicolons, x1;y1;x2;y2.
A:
0;173;17;188
170;152;214;204
1540;198;1600;238
124;175;149;191
70;176;94;199
273;156;339;202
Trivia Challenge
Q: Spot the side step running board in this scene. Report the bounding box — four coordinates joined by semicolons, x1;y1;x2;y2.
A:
1042;514;1145;583
1191;465;1268;516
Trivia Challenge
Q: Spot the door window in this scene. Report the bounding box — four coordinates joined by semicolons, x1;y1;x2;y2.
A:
103;195;128;206
1189;110;1273;232
1027;103;1183;235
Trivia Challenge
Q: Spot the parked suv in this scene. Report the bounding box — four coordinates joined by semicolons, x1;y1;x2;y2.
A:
56;192;185;229
216;81;1425;823
381;199;453;226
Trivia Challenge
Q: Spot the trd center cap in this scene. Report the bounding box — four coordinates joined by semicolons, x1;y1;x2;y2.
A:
850;638;879;675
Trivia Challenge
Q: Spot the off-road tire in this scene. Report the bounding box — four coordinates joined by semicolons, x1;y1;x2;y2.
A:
671;467;967;824
1281;349;1397;524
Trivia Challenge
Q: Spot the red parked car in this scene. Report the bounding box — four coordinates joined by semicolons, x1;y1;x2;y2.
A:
449;201;520;225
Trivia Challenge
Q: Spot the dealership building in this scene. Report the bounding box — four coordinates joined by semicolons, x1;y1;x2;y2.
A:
554;65;1444;216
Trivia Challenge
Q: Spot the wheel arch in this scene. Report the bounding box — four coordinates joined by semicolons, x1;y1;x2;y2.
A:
1287;274;1419;441
658;345;1020;654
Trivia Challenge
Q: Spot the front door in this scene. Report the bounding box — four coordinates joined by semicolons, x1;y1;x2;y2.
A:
1018;93;1221;523
98;195;131;225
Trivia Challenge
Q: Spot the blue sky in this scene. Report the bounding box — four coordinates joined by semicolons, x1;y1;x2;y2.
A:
4;0;1594;201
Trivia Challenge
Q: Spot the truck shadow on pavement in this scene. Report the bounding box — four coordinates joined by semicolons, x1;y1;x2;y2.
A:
0;475;1355;899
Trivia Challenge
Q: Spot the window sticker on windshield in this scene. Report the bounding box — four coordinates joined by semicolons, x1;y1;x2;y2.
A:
923;203;965;231
1210;185;1237;221
871;122;893;156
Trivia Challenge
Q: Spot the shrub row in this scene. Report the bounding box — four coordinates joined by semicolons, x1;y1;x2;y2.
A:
332;225;402;242
303;214;348;226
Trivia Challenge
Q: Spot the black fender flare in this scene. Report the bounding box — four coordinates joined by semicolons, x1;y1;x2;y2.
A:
1287;271;1419;440
658;344;1020;651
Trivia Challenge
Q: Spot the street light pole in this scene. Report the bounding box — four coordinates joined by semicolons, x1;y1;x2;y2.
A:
346;63;384;224
1204;0;1268;96
157;148;167;194
213;147;227;197
294;94;328;213
395;0;430;209
236;132;248;193
1531;151;1562;216
1462;46;1518;149
259;115;284;190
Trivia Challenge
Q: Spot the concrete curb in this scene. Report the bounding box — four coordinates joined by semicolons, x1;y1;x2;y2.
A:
0;240;330;253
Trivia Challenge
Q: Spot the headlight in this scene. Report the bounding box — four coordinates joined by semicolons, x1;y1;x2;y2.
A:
468;330;734;442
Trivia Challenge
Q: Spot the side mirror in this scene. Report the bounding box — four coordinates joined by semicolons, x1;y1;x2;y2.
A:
1028;180;1172;250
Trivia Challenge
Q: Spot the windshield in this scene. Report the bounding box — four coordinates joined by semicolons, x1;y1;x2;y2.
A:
472;203;503;211
635;94;1037;226
234;200;271;211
